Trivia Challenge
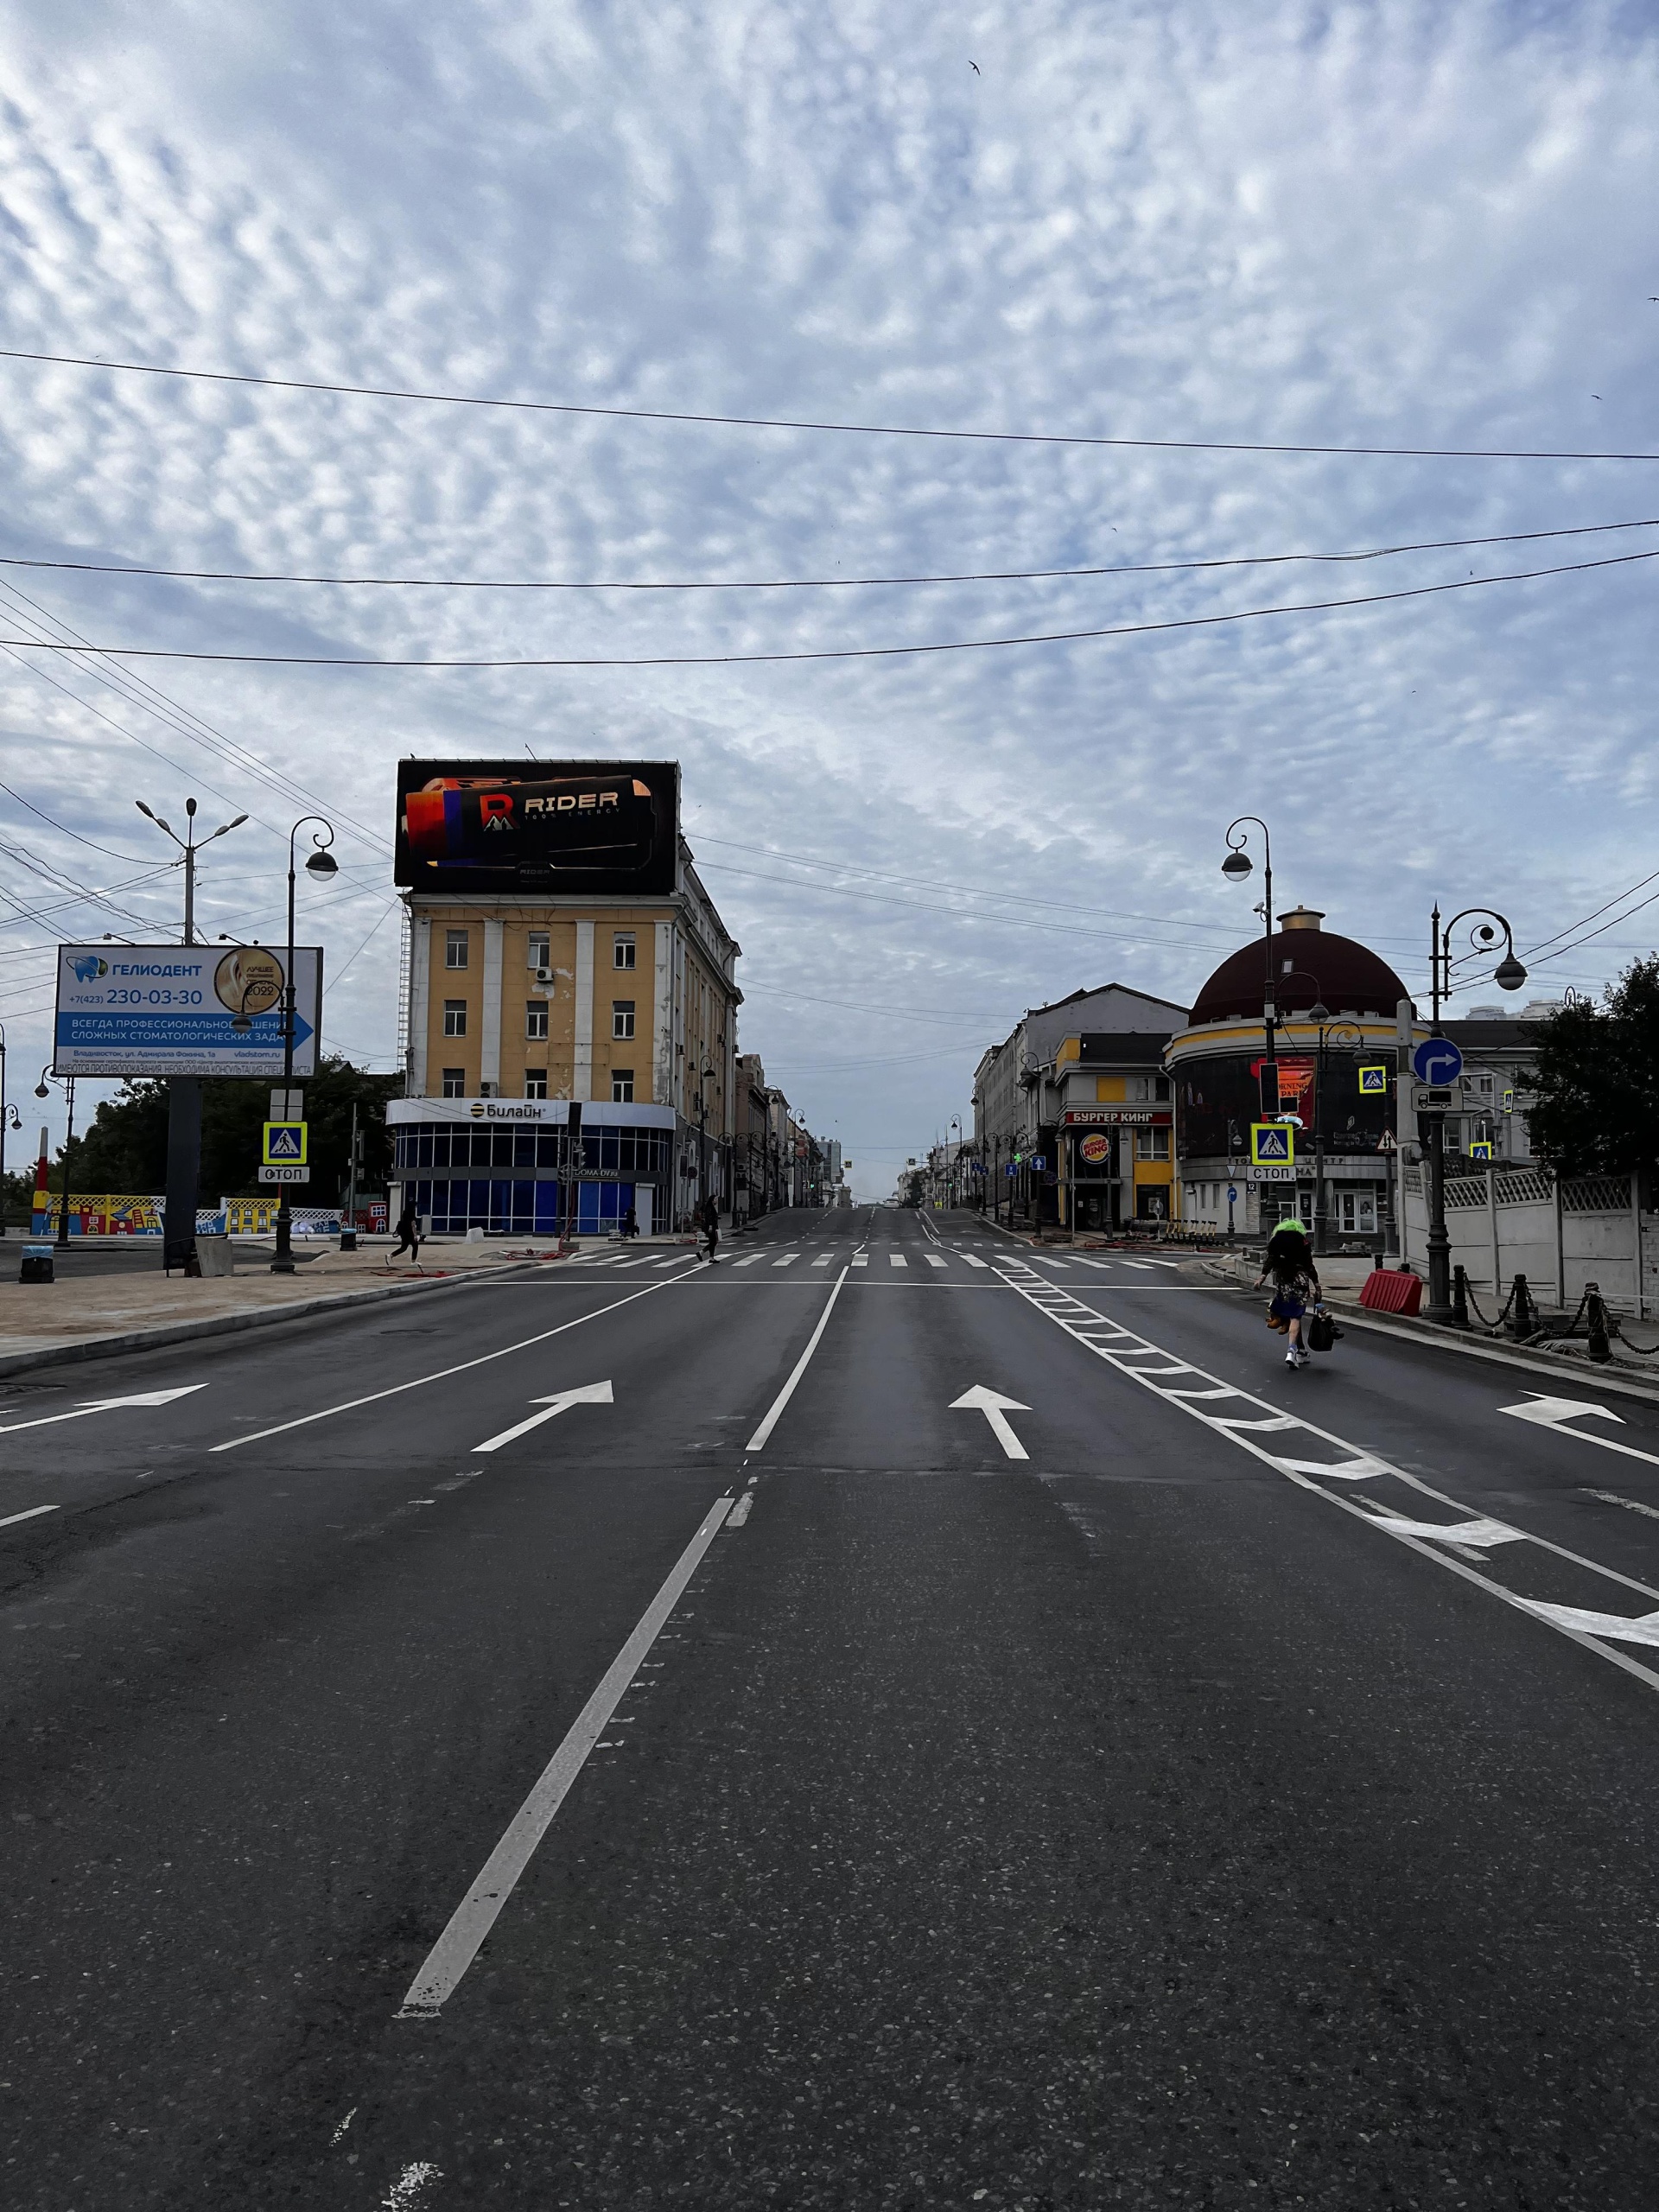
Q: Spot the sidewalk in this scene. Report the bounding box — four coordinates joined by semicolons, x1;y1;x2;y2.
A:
0;1238;563;1381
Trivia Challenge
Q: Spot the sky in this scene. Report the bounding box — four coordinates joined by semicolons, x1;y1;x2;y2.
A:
2;0;1657;1200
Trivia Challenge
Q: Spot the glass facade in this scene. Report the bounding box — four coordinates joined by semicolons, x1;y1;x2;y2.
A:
406;1177;636;1234
392;1120;672;1234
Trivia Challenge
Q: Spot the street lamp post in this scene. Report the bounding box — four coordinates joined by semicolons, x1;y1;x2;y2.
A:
136;797;250;1274
0;1021;10;1236
1222;817;1277;1074
1421;904;1527;1323
270;817;338;1274
35;1068;76;1248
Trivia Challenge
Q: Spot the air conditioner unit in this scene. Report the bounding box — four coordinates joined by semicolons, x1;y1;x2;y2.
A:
535;966;554;985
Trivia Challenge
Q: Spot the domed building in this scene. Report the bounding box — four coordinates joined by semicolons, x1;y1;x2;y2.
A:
1166;906;1414;1241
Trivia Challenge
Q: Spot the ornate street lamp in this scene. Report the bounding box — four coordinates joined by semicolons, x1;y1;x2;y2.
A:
1420;904;1526;1322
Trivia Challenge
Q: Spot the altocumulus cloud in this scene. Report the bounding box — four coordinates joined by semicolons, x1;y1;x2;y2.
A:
1;0;1657;1184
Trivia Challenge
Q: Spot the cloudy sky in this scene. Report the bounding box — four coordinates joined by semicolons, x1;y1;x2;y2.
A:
3;1;1657;1196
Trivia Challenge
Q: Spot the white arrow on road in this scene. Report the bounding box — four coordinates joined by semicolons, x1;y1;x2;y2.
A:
473;1380;613;1454
0;1385;205;1439
1497;1393;1659;1471
950;1384;1031;1461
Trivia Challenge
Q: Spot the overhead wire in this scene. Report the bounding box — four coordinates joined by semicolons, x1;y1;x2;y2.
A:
0;774;154;864
6;346;1658;464
7;516;1659;591
7;543;1653;668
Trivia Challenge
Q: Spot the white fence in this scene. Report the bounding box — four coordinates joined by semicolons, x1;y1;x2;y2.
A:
1401;1166;1658;1315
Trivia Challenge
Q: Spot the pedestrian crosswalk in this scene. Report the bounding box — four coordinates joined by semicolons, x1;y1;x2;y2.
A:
582;1243;1192;1283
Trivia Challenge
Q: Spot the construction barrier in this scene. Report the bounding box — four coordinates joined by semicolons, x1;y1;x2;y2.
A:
1357;1266;1423;1318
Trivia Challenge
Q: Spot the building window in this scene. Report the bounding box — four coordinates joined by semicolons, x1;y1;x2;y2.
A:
524;1069;548;1100
612;1069;634;1103
443;999;467;1037
1337;1190;1378;1236
527;931;550;970
442;1067;467;1098
526;1000;549;1041
1135;1126;1171;1160
445;930;469;969
613;932;636;970
613;999;635;1039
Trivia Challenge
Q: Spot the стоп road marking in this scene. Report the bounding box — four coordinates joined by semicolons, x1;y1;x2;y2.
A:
397;1493;734;2018
211;1273;694;1451
746;1267;850;1450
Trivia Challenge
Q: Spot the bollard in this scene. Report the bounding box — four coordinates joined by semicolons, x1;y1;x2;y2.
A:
1507;1274;1535;1338
1450;1264;1471;1331
1586;1281;1612;1363
19;1242;54;1285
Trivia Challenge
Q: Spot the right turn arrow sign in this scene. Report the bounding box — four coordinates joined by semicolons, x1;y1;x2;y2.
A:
950;1384;1031;1461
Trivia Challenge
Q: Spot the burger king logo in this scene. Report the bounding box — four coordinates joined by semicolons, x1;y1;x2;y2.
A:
1079;1133;1111;1165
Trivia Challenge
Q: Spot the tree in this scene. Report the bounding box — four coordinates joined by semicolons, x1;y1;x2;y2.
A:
1525;957;1659;1176
59;1058;403;1205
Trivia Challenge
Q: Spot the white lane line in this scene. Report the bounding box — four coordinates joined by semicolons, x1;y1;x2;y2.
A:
724;1492;754;1528
772;1254;798;1268
211;1269;697;1452
994;1264;1659;1698
1585;1487;1659;1522
746;1267;851;1451
925;1254;948;1268
398;1492;734;2018
889;1254;908;1268
0;1503;60;1529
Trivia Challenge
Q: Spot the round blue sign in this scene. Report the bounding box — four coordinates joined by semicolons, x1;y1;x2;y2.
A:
1412;1037;1464;1085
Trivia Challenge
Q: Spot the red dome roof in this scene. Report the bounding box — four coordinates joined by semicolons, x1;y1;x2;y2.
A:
1192;915;1408;1024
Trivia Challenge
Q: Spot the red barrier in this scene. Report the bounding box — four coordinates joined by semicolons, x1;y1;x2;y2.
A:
1358;1268;1423;1317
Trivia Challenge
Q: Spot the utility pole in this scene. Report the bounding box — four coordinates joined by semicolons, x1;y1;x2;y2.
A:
270;817;337;1274
136;798;248;1273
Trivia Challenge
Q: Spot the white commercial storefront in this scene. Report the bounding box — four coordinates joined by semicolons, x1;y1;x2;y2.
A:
388;1096;676;1236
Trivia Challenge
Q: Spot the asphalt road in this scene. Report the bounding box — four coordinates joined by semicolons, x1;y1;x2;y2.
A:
6;1205;1659;2209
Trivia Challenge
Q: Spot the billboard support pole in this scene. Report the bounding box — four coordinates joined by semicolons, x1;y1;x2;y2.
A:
271;817;338;1275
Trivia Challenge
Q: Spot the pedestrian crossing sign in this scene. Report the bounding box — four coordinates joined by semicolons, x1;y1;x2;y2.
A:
1469;1140;1494;1160
1250;1122;1294;1166
262;1120;308;1166
1358;1065;1389;1095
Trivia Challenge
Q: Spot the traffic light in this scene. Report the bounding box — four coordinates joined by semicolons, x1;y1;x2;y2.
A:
1258;1060;1281;1116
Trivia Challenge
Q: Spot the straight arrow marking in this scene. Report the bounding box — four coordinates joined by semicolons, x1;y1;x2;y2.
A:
473;1380;613;1454
0;1384;205;1438
950;1384;1031;1461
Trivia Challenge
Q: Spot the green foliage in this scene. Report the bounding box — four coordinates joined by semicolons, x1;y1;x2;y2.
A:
57;1058;402;1205
1525;957;1659;1175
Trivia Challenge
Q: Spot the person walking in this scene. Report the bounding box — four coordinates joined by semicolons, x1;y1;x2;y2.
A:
699;1193;721;1265
391;1198;421;1262
1255;1217;1321;1368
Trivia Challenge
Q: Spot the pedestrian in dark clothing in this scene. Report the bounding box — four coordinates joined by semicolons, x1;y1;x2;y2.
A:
699;1195;720;1265
391;1201;421;1261
620;1206;639;1241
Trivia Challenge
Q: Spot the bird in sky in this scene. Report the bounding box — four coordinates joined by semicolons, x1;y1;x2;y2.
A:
969;60;981;74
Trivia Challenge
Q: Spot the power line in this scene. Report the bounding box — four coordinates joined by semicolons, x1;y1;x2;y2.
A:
6;346;1659;463
0;775;152;863
5;543;1655;669
9;516;1659;591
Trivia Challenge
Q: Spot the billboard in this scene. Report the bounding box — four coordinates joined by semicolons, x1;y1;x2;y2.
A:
393;759;679;895
54;944;323;1077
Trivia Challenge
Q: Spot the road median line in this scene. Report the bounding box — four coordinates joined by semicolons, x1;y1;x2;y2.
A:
745;1265;850;1450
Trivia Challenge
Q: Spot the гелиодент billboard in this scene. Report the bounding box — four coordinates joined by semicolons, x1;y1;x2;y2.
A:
54;945;324;1077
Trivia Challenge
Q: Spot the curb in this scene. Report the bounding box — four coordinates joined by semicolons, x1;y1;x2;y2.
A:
1198;1258;1659;1410
0;1262;548;1383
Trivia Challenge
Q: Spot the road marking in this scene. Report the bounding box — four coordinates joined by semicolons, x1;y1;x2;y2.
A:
1499;1394;1659;1471
993;1260;1659;1697
1584;1487;1659;1522
725;1492;754;1528
772;1254;798;1268
889;1254;908;1268
654;1255;686;1268
1524;1602;1659;1647
852;1255;868;1268
733;1255;761;1268
0;1503;60;1529
211;1272;696;1452
397;1493;734;2017
812;1255;832;1267
0;1384;205;1439
1367;1514;1528;1550
473;1379;614;1454
925;1254;947;1268
962;1254;988;1268
381;2160;443;2208
950;1384;1031;1460
1119;1260;1156;1271
746;1268;851;1450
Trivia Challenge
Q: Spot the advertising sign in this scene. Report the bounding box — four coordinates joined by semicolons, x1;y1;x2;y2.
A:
54;946;322;1077
394;759;679;895
1077;1132;1112;1166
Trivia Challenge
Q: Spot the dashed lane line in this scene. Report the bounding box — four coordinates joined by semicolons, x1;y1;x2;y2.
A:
993;1256;1659;1697
396;1496;733;2018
